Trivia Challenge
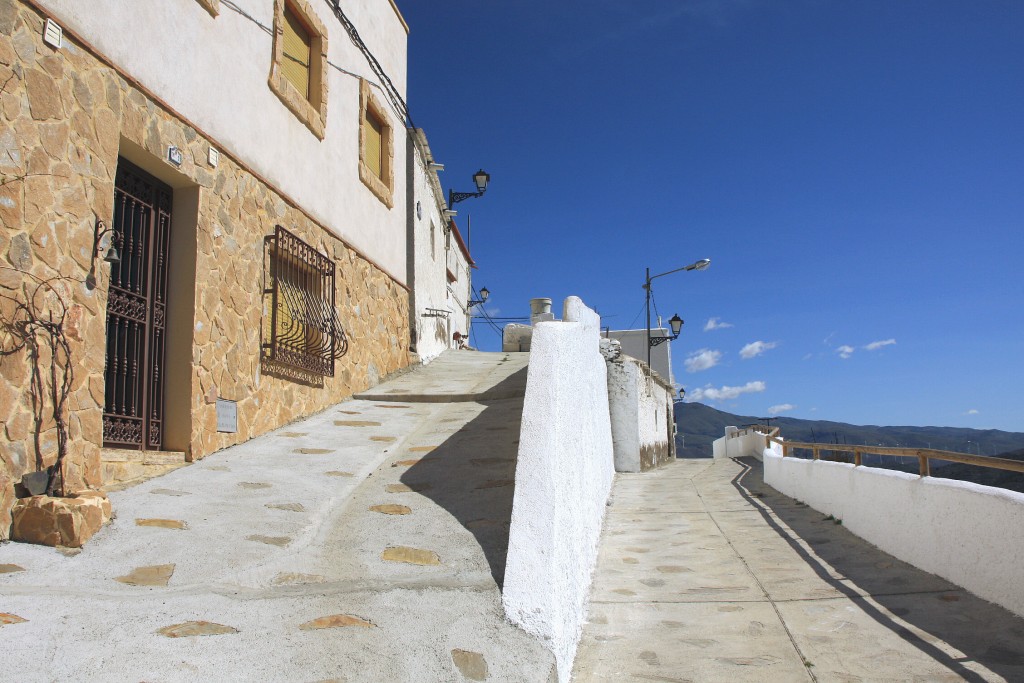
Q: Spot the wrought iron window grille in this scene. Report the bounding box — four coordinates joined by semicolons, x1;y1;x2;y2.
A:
262;225;348;376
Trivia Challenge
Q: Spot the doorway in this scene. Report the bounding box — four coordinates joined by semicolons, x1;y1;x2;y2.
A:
102;158;172;450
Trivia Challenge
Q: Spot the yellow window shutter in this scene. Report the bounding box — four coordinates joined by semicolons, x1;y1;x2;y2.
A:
282;5;311;99
365;111;383;178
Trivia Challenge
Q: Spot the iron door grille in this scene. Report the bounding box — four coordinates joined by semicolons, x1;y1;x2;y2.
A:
262;225;348;376
103;159;171;450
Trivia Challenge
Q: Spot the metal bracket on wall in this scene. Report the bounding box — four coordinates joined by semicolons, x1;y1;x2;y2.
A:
421;308;451;318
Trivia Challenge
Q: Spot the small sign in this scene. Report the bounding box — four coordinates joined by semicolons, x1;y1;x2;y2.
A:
216;399;238;433
43;19;62;49
167;146;183;167
208;146;219;168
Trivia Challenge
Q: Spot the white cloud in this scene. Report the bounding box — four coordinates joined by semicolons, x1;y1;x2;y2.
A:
965;409;980;415
802;353;813;361
704;317;733;331
836;345;855;359
740;340;777;359
864;338;896;351
688;380;766;402
768;403;795;415
684;348;722;373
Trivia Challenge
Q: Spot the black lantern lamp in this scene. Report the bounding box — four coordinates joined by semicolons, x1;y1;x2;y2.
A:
469;286;490;309
449;169;491;206
472;169;490;193
650;313;684;348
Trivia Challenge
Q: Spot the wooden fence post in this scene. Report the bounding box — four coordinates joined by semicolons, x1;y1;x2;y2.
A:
918;454;930;477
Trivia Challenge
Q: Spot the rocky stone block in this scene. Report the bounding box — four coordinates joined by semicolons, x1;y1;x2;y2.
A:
157;621;238;638
10;490;111;547
0;613;28;627
299;614;374;630
381;546;440;566
115;564;175;586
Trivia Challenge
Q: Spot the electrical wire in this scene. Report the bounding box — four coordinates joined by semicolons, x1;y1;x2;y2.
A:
625;300;647;331
469;286;504;339
325;0;413;128
475;304;504;338
219;0;409;124
650;290;662;329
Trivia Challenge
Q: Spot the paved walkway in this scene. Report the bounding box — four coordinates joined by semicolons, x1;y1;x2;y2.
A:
574;457;1024;682
0;352;555;682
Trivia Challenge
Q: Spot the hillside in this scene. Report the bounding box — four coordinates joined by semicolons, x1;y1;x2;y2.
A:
675;403;1024;462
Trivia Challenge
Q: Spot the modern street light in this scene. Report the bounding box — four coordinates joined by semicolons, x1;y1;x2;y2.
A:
644;258;710;368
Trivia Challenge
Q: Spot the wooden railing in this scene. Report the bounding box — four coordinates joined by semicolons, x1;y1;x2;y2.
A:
767;436;1024;477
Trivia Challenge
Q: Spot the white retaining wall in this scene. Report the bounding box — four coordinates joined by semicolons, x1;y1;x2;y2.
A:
713;427;768;460
503;297;615;683
763;445;1024;617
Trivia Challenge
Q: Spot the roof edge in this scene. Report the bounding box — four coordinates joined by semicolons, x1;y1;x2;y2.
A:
448;219;475;266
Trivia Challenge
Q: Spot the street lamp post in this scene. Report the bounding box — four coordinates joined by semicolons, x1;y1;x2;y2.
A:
644;259;710;368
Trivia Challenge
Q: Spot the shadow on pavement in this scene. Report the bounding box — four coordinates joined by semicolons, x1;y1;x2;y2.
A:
400;367;528;588
734;456;1024;682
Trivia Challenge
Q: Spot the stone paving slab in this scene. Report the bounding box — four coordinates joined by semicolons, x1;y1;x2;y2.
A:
574;457;1024;682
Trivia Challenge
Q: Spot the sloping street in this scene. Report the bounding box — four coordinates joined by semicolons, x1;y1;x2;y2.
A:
0;352;555;682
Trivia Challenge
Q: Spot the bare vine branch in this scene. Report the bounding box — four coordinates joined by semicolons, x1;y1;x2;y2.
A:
0;266;78;497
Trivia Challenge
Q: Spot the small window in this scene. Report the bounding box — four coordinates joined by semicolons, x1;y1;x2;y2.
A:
358;78;395;207
430;222;436;260
269;0;328;139
262;225;348;377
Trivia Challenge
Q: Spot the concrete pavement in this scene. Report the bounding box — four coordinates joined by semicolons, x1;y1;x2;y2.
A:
0;351;555;682
573;457;1024;682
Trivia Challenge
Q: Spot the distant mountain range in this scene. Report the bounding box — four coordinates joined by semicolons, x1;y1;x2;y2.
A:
675;402;1024;461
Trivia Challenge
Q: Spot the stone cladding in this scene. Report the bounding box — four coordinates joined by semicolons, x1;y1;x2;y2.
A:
0;0;410;539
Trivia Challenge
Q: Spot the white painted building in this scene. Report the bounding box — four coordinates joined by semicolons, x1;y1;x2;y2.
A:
37;0;411;284
407;129;473;362
603;328;675;386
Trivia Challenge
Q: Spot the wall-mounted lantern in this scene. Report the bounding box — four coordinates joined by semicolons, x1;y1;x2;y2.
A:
85;219;121;290
468;286;490;309
650;314;684;347
448;169;490;207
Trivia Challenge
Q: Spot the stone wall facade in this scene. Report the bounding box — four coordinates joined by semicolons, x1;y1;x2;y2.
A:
0;0;410;539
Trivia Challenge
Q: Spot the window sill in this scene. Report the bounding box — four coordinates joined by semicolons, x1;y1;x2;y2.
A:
268;73;327;141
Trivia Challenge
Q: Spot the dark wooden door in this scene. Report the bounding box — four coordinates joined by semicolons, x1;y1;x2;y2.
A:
102;159;171;450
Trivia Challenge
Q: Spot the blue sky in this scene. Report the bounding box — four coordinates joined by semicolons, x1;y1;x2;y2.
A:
398;1;1023;432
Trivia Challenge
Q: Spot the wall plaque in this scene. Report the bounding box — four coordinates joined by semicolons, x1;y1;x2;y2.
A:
216;398;238;433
